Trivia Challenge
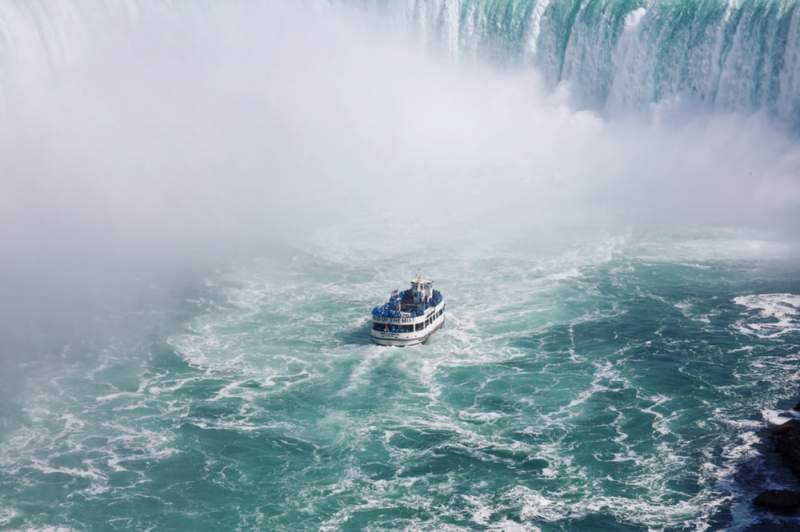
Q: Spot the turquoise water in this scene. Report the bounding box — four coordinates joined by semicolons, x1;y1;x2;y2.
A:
390;0;800;125
2;233;799;530
1;1;799;124
1;2;800;530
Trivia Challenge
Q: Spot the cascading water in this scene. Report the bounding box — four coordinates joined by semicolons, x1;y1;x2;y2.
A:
2;1;799;123
379;0;800;124
1;1;800;531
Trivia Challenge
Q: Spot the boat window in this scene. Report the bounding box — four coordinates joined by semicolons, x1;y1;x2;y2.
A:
374;322;416;333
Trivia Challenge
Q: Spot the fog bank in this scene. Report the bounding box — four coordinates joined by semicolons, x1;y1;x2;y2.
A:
1;1;799;364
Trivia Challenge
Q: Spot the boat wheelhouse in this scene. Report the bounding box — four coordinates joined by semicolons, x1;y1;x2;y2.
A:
370;275;445;346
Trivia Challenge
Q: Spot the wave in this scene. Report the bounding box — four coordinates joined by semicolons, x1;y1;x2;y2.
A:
733;293;800;338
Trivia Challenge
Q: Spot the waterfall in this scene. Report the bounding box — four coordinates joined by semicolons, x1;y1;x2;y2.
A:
1;1;798;124
393;0;800;125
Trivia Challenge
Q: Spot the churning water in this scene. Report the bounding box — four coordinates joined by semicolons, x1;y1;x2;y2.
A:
2;1;800;530
2;231;800;530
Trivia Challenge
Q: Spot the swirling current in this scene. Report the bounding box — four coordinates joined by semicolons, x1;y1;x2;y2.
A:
1;1;800;531
2;233;800;530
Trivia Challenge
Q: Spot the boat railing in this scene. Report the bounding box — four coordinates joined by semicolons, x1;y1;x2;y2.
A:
372;291;444;321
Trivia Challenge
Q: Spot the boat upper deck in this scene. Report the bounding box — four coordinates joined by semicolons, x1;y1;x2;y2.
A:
372;285;444;324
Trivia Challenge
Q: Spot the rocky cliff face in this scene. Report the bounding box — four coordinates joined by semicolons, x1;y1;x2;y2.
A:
757;417;800;513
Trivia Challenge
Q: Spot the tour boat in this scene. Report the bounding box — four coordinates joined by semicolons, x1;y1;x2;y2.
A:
370;275;445;346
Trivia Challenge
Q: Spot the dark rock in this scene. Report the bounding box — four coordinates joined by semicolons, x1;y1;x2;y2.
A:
770;420;800;479
754;490;800;512
794;401;800;412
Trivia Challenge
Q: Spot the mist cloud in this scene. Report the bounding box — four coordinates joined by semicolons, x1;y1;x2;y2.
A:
1;1;799;361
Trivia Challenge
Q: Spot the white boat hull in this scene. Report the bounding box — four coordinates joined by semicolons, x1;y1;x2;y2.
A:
370;276;445;347
371;311;445;347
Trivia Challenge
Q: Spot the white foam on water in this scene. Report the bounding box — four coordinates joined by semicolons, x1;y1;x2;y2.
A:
0;508;18;527
674;299;712;324
4;232;799;530
498;484;722;530
633;236;792;264
457;410;507;424
0;371;178;506
462;493;493;525
337;347;396;397
489;519;539;532
761;408;795;426
125;248;798;530
733;293;800;338
22;525;78;532
95;391;142;403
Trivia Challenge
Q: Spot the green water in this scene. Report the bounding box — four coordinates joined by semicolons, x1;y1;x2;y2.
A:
0;1;799;530
395;0;800;125
1;233;799;530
